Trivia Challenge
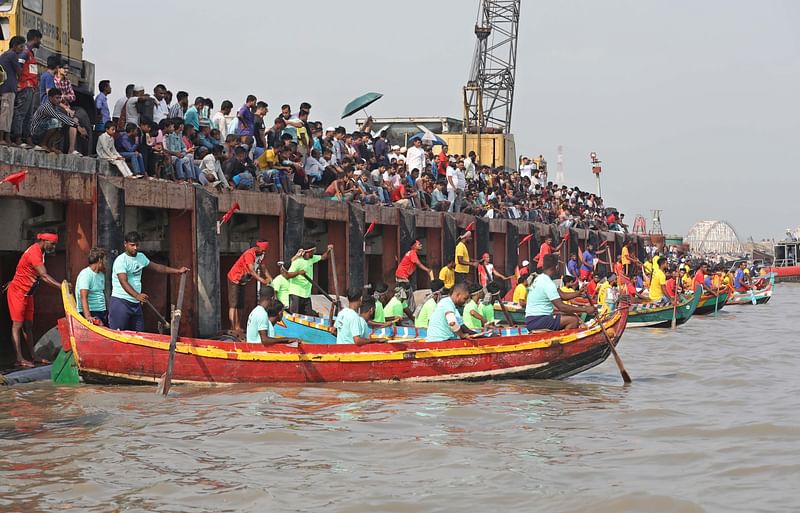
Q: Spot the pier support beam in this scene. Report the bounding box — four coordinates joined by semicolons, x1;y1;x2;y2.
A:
97;178;125;296
475;218;490;261
168;209;196;336
284;196;304;261
443;215;457;266
195;188;220;338
328;219;348;296
65;201;94;282
258;214;283;280
348;204;365;290
505;222;518;277
381;224;399;286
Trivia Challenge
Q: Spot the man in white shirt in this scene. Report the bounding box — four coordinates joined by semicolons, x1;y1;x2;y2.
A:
519;155;533;180
212;100;234;140
446;158;466;213
152;85;169;124
405;138;426;173
112;84;134;122
304;148;325;183
388;145;403;163
464;151;477;181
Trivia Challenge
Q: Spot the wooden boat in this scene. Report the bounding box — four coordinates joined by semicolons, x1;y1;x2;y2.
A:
725;274;775;305
493;302;526;323
626;286;702;328
693;291;729;316
54;283;630;384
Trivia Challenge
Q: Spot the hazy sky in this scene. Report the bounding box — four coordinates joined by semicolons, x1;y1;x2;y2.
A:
84;0;798;240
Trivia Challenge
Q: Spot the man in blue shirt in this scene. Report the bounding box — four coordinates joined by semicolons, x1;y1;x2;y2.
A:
567;253;579;278
108;231;189;332
335;288;388;345
94;80;112;125
579;243;606;281
426;283;476;342
0;35;25;144
525;254;595;331
733;261;749;292
75;247;108;326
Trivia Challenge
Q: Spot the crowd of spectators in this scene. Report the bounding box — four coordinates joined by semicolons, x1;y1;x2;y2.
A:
0;31;627;232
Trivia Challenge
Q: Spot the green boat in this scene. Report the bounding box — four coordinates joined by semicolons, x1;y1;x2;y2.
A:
693;291;729;316
627;286;702;328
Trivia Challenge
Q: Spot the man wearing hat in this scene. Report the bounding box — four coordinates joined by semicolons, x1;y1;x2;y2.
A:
5;232;61;368
395;240;434;310
454;230;477;284
414;279;444;328
227;240;273;333
284;243;334;315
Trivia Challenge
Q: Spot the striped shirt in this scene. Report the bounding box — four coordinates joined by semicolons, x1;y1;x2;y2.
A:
31;101;77;135
168;103;184;119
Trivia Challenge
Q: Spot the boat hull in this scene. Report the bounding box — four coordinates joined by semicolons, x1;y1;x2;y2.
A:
56;284;629;385
726;275;775;306
694;292;729;316
627;286;702;328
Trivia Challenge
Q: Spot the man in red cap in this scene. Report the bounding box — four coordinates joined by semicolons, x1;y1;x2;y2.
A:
5;232;61;368
227;240;272;333
395;240;434;313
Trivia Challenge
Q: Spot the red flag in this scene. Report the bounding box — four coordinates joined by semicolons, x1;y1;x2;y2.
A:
465;222;475;232
518;234;534;247
0;170;27;192
364;222;375;236
562;231;570;241
220;202;240;225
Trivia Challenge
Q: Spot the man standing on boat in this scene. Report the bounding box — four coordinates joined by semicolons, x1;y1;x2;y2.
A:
524;254;595;331
579;243;606;281
395;239;434;312
284;244;333;315
454;231;477;284
534;235;565;273
227;241;272;333
109;231;189;332
426;283;478;342
5;232;61;368
76;247;108;326
621;241;640;278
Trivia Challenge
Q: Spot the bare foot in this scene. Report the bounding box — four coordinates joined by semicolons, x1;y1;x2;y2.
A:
16;360;35;368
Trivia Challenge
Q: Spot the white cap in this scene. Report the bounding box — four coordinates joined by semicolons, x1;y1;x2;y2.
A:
325;126;335;132
521;260;529;267
354;170;362;176
522;155;530;160
391;145;400;150
134;85;145;92
400;146;407;153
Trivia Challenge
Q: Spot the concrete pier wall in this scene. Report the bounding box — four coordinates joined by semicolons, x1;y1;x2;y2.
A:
0;150;645;352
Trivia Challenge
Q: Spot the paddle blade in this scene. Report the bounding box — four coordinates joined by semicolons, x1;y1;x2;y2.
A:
157;372;170;396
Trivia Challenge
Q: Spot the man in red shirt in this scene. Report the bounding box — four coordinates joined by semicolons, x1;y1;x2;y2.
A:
535;235;565;272
5;232;61;368
395;240;434;311
226;241;272;333
11;29;42;147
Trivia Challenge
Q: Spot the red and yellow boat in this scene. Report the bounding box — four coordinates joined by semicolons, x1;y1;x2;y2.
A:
55;283;630;384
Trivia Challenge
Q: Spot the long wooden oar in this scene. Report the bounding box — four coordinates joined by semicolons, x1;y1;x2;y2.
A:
670;282;679;329
597;313;632;383
329;246;341;323
496;295;515;326
143;300;169;334
300;274;337;309
158;272;187;396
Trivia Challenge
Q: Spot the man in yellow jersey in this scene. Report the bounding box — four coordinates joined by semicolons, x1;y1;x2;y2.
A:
438;260;456;292
454;231;477;284
648;257;671;304
621;241;640;278
512;276;528;307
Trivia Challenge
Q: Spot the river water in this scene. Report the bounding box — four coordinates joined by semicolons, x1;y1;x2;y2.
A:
1;286;798;513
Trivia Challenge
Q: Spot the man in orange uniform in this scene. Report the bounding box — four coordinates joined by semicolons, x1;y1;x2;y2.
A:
535;235;565;273
5;232;61;368
227;241;272;333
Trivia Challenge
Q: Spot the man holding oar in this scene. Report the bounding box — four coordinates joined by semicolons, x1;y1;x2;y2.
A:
227;240;272;333
524;254;595;331
395;239;434;314
284;244;333;315
109;231;189;332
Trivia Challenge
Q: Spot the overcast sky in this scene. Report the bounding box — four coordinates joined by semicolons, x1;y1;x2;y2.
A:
84;0;798;240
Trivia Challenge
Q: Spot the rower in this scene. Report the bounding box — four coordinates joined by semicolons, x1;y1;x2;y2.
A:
512;276;528;308
477;252;512;293
414;279;444;328
368;283;393;327
76;247;108;326
395;239;434;313
597;274;620;315
454;231;477;284
109;231;190;332
733;261;749;292
426;283;478;342
383;283;415;324
334;287;387;345
463;283;488;329
227;240;272;333
438;259;456;293
559;274;579;304
284;243;333;315
524;254;595;331
5;232;62;368
270;261;291;309
246;287;300;345
647;257;671;305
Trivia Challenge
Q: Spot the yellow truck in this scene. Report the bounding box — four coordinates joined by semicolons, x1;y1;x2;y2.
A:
0;0;94;108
